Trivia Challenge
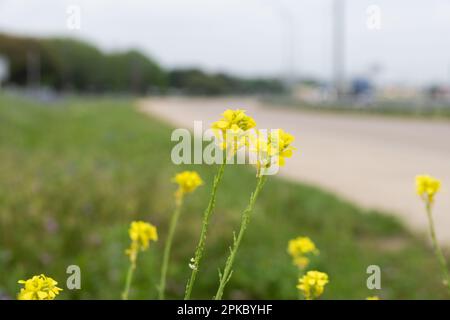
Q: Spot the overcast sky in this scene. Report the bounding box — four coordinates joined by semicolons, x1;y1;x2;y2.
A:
1;0;450;86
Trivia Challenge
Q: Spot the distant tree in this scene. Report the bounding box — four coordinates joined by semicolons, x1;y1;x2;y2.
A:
168;68;285;96
0;33;284;95
41;37;105;91
0;33;167;94
42;39;167;93
0;33;62;87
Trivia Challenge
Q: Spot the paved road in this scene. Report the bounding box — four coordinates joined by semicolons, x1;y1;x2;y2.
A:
138;97;450;244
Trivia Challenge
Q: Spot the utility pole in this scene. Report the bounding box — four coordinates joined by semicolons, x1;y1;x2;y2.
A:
27;50;41;90
0;55;8;89
332;0;346;100
263;0;297;89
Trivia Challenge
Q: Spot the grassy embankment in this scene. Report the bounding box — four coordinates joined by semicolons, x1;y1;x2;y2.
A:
0;93;447;299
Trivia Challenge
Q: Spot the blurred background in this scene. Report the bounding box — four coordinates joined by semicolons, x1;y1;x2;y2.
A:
2;0;450;107
1;0;450;299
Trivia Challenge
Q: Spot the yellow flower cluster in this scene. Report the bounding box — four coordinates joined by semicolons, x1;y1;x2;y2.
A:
211;109;295;172
287;236;318;269
126;220;158;264
297;270;329;300
269;129;295;167
173;171;203;199
366;296;380;300
253;129;295;174
211;109;256;133
416;175;441;204
211;109;257;154
18;274;62;300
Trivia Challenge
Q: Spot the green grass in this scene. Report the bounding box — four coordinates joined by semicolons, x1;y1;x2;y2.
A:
0;93;447;299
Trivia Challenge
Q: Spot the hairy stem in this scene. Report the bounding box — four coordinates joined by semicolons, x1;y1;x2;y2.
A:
297;269;305;300
184;162;226;300
426;202;450;293
158;197;183;300
122;261;136;300
214;175;267;300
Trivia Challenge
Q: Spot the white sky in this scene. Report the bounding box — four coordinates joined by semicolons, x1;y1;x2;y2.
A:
1;0;450;86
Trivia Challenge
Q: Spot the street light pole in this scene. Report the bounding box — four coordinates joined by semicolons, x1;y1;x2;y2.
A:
263;0;297;88
332;0;346;100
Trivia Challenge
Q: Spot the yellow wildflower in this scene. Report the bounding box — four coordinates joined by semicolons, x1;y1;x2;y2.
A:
211;109;256;153
211;109;256;133
126;220;158;263
293;256;310;269
253;129;295;173
251;132;271;169
18;274;62;300
288;236;318;269
366;296;380;300
173;171;203;199
270;129;295;166
416;175;441;204
416;174;450;292
288;236;318;256
297;271;329;300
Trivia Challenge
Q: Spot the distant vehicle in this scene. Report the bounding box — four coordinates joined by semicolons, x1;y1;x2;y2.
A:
350;77;374;106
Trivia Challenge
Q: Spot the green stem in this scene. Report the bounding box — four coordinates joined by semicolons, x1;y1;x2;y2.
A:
426;202;450;293
184;162;226;300
297;268;305;300
122;261;136;300
214;175;267;300
158;197;183;300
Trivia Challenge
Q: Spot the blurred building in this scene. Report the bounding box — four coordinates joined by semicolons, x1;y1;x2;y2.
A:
293;82;335;104
377;85;422;101
427;85;450;103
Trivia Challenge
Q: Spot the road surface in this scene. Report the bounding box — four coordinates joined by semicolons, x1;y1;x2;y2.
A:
138;97;450;244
